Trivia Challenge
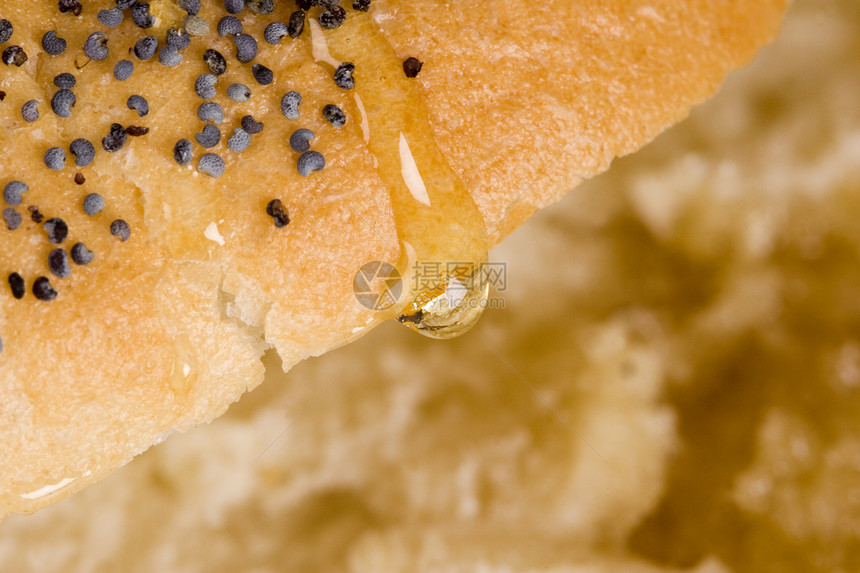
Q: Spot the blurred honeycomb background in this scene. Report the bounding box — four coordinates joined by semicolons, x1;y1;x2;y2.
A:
3;0;860;571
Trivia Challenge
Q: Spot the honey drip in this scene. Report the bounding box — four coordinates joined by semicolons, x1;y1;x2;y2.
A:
322;13;490;339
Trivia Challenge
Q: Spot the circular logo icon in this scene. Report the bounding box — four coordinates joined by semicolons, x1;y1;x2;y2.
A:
353;261;402;311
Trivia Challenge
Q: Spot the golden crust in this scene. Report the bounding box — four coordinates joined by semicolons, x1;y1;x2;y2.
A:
0;0;785;517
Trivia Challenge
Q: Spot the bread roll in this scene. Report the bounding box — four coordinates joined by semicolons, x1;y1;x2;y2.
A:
0;0;785;518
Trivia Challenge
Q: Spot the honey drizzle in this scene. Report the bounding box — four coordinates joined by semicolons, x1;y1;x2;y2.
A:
322;12;490;338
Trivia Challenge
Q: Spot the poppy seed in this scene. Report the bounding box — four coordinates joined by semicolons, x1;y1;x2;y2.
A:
44;147;66;171
3;208;21;231
8;272;25;299
83;193;105;216
41;31;67;55
281;91;302;119
51;89;76;117
114;59;134;81
127;94;150;117
196;124;221;148
218;16;242;37
53;73;76;88
3;181;28;206
84;32;109;61
70;138;95;167
198;153;225;178
97;8;124;28
21;100;39;122
252;63;273;85
134;36;158;60
48;248;71;278
33;277;58;301
43;218;69;243
289;128;314;153
70;242;94;265
297;150;325;176
110;219;131;241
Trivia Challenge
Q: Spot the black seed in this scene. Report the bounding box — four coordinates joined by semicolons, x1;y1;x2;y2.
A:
83;193;105;215
198;101;224;123
281;91;302;119
252;63;273;85
33;277;58;301
2;46;27;66
70;138;95;167
234;34;257;63
353;0;371;12
41;31;67;56
58;0;83;16
241;115;264;134
297;150;325;176
289;128;314;153
174;139;193;165
53;72;76;88
110;219;131;241
194;74;218;98
102;123;128;152
225;0;244;14
247;0;274;14
198;153;225;178
3;208;21;231
70;242;94;265
319;0;341;8
295;0;315;10
227;83;251;102
203;49;226;75
334;62;355;89
322;104;346;127
125;125;149;136
166;28;191;51
134;36;158;60
51;89;76;117
84;32;109;61
74;173;86;185
21;100;39;122
116;0;137;8
48;249;71;278
319;6;346;29
218;16;242;37
0;20;12;44
177;0;200;15
288;11;305;38
3;181;28;206
131;3;155;29
159;45;183;66
127;94;149;117
403;56;423;78
29;206;44;223
44;218;69;243
196;124;221;148
114;59;134;81
8;273;25;299
266;199;290;227
44;147;66;171
227;128;251;152
98;8;124;28
264;22;288;45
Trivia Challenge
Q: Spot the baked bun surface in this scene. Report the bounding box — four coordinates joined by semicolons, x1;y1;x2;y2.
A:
0;0;785;517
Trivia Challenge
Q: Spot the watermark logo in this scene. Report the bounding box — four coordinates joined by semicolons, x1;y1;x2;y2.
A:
412;261;508;293
354;261;508;311
353;261;403;311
